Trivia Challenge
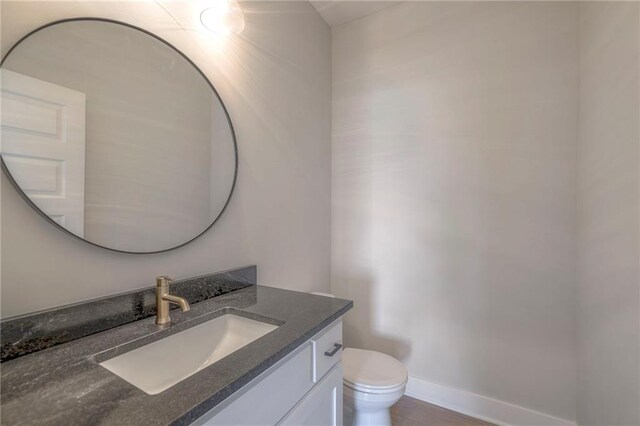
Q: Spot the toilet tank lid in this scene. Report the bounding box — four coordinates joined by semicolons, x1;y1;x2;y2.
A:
343;348;408;390
310;292;335;298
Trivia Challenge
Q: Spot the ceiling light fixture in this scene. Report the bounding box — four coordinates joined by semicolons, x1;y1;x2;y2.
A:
200;0;245;36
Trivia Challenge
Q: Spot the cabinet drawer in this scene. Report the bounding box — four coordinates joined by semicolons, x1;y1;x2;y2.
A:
311;320;342;383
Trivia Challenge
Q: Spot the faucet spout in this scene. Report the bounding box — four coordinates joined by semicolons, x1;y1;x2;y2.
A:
162;294;190;312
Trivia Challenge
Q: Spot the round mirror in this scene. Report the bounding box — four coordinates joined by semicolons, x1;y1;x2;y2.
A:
0;19;237;253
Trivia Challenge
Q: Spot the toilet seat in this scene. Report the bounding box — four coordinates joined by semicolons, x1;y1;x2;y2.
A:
342;348;408;394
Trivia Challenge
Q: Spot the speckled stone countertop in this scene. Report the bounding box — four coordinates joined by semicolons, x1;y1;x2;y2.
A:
0;285;352;426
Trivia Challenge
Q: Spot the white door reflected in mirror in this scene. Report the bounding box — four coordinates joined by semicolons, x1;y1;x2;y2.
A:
1;69;86;236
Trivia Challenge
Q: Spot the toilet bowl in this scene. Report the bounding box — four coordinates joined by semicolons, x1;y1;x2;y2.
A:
342;348;408;426
310;292;408;426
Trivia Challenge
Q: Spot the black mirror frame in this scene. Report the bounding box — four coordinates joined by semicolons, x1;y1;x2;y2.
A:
0;17;239;255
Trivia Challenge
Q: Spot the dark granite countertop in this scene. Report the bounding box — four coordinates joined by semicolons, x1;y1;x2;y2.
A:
0;285;352;426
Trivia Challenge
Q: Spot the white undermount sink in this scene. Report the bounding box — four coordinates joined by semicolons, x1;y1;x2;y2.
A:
100;314;279;395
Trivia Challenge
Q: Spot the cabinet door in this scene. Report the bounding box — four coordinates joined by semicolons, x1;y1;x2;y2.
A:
279;364;343;426
195;344;314;426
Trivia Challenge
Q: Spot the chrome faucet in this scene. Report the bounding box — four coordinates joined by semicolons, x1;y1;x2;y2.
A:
155;276;190;326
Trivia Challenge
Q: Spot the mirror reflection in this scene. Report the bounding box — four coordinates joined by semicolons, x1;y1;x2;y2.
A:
0;19;237;253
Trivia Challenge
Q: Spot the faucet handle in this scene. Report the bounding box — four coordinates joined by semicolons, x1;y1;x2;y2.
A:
156;276;173;287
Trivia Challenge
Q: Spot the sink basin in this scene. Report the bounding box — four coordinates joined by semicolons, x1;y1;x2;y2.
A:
100;314;278;394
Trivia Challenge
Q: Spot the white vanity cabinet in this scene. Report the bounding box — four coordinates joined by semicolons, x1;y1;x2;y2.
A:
194;319;344;426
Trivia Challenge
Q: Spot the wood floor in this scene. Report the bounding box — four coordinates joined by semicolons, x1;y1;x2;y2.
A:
390;396;494;426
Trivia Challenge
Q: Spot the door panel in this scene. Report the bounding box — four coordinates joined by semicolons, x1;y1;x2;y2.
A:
1;69;86;236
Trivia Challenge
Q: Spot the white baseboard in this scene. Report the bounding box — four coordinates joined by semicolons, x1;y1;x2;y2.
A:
404;376;576;426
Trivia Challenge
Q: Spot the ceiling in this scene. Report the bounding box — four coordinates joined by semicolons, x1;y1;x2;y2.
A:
309;1;399;27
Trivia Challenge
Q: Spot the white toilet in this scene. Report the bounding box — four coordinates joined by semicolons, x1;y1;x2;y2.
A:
342;348;408;426
310;292;408;426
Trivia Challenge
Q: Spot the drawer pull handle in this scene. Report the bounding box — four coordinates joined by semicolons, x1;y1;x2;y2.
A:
324;343;342;357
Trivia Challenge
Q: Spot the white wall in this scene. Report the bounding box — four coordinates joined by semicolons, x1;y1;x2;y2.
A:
332;2;579;422
577;3;640;425
1;0;332;317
